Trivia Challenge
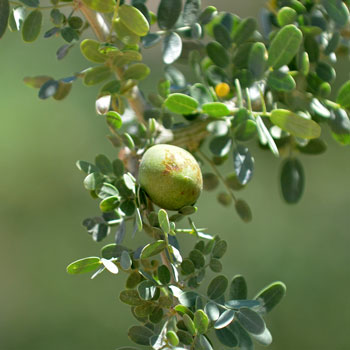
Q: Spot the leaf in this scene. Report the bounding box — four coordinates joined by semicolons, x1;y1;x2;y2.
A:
209;135;232;157
84;66;112;86
100;258;119;274
270;109;321;139
298;138;327;155
38;80;59;100
120;250;132;270
164;93;199;114
225;300;261;309
255;281;286;314
206;41;229;68
158;265;170;284
141;240;167;259
214;309;235;329
207;275;228;299
76;160;99;174
212;240;227;259
237;307;265;335
336;81;350;109
194;310;209;334
215;327;238;347
19;0;38;6
128;325;154;345
248;42;267;80
189;249;205;269
119;4;149;36
322;0;349;27
67;257;100;274
142;33;162;48
138;280;157;300
204;302;220;322
183;314;196;336
229;275;248;300
280;158;304;204
230;322;254;349
329;109;350;144
233;145;254;185
158;209;170;234
0;0;10;38
181;259;195;275
250;327;273;346
256;116;279;157
95;154;112;175
56;44;73;60
267;24;303;69
80;39;108;63
202;102;230;117
82;0;115;13
124;63;150;81
120;290;143;306
183;0;201;25
163;32;182;64
209;258;222;272
113;18;140;45
157;0;182;30
232;17;257;45
106;111;123;131
53;81;72;101
101;243;128;259
235;199;252;223
99;196;120;212
22;10;42;43
213;24;231;49
267;70;296;91
178;291;199;307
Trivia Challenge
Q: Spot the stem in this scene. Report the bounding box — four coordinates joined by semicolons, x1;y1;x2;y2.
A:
197;149;237;203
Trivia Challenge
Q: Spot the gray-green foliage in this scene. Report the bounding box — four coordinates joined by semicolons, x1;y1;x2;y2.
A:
1;0;349;349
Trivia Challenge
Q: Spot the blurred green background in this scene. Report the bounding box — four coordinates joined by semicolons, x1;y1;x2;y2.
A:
1;0;350;349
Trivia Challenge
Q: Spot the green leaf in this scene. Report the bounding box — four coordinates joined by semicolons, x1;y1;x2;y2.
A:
194;310;209;334
53;81;72;101
120;290;143;306
202;102;230;117
209;258;222;272
235;199;252;223
164;93;199;114
203;173;219;191
181;259;195;275
232;17;257;45
66;257;100;274
233;145;254;185
337;81;350;109
158;209;170;234
183;0;201;25
38;80;59;100
206;41;229;68
204;302;220;322
237;307;265;335
0;0;10;38
120;250;132;270
83;172;104;190
106;111;123;131
267;70;296;92
255;281;287;314
22;10;42;43
225;300;261;309
229;275;248;300
322;0;349;27
23;75;52;89
8;6;24;32
97;183;119;199
119;4;149;36
19;0;38;6
95;154;112;175
248;42;267;80
123;63;150;81
207;275;228;299
189;249;205;269
212;239;227;259
113;18;140;45
329;109;350;142
174;305;194;318
213;24;231;49
100;196;120;212
277;6;297;26
267;24;303;69
270;109;321;139
163;32;182;64
84;66;112;86
209;135;232;157
76;160;99;174
214;309;235;329
138;280;157;300
166;330;179;346
280;158;304;204
128;325;154;345
215;327;238;347
101;243;128;259
157;0;182;30
316;62;336;83
183;314;196;336
135;208;143;232
141;240;167;259
80;39;108;63
158;265;171;284
142;33;162;48
178;291;199;307
82;0;115;13
251;327;272;346
298;138;327;155
256;116;279;157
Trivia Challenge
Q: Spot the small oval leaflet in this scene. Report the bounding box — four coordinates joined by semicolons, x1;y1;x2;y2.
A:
194;309;209;334
38;80;59;100
82;0;115;13
164;93;199;115
0;0;10;38
157;0;182;30
233;145;254;185
280;158;304;204
207;275;228;299
237;307;266;335
22;9;42;43
118;4;149;37
138;280;157;300
128;325;154;345
163;32;182;65
158;209;170;234
215;327;238;347
336;80;350;109
204;301;220;322
80;39;108;63
202;102;230;117
120;290;143;306
267;70;296;92
206;41;229;68
270;109;321;139
229;274;248;300
254;281;286;314
84;66;112;86
120;250;132;270
214;309;235;329
235;199;252;223
67;257;101;274
123;63;150;81
141;240;167;259
101;258;119;274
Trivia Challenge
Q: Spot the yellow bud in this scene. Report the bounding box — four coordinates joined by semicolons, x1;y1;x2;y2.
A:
215;83;230;98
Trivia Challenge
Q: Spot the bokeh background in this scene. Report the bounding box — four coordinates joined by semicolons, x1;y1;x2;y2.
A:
1;0;350;349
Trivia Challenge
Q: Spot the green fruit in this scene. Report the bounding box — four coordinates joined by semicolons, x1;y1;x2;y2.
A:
138;144;203;210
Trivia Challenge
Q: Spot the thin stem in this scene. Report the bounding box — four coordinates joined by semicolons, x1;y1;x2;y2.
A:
109;0;121;38
197;149;237;204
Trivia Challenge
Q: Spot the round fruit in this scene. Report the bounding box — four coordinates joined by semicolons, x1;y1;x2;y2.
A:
138;144;203;210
